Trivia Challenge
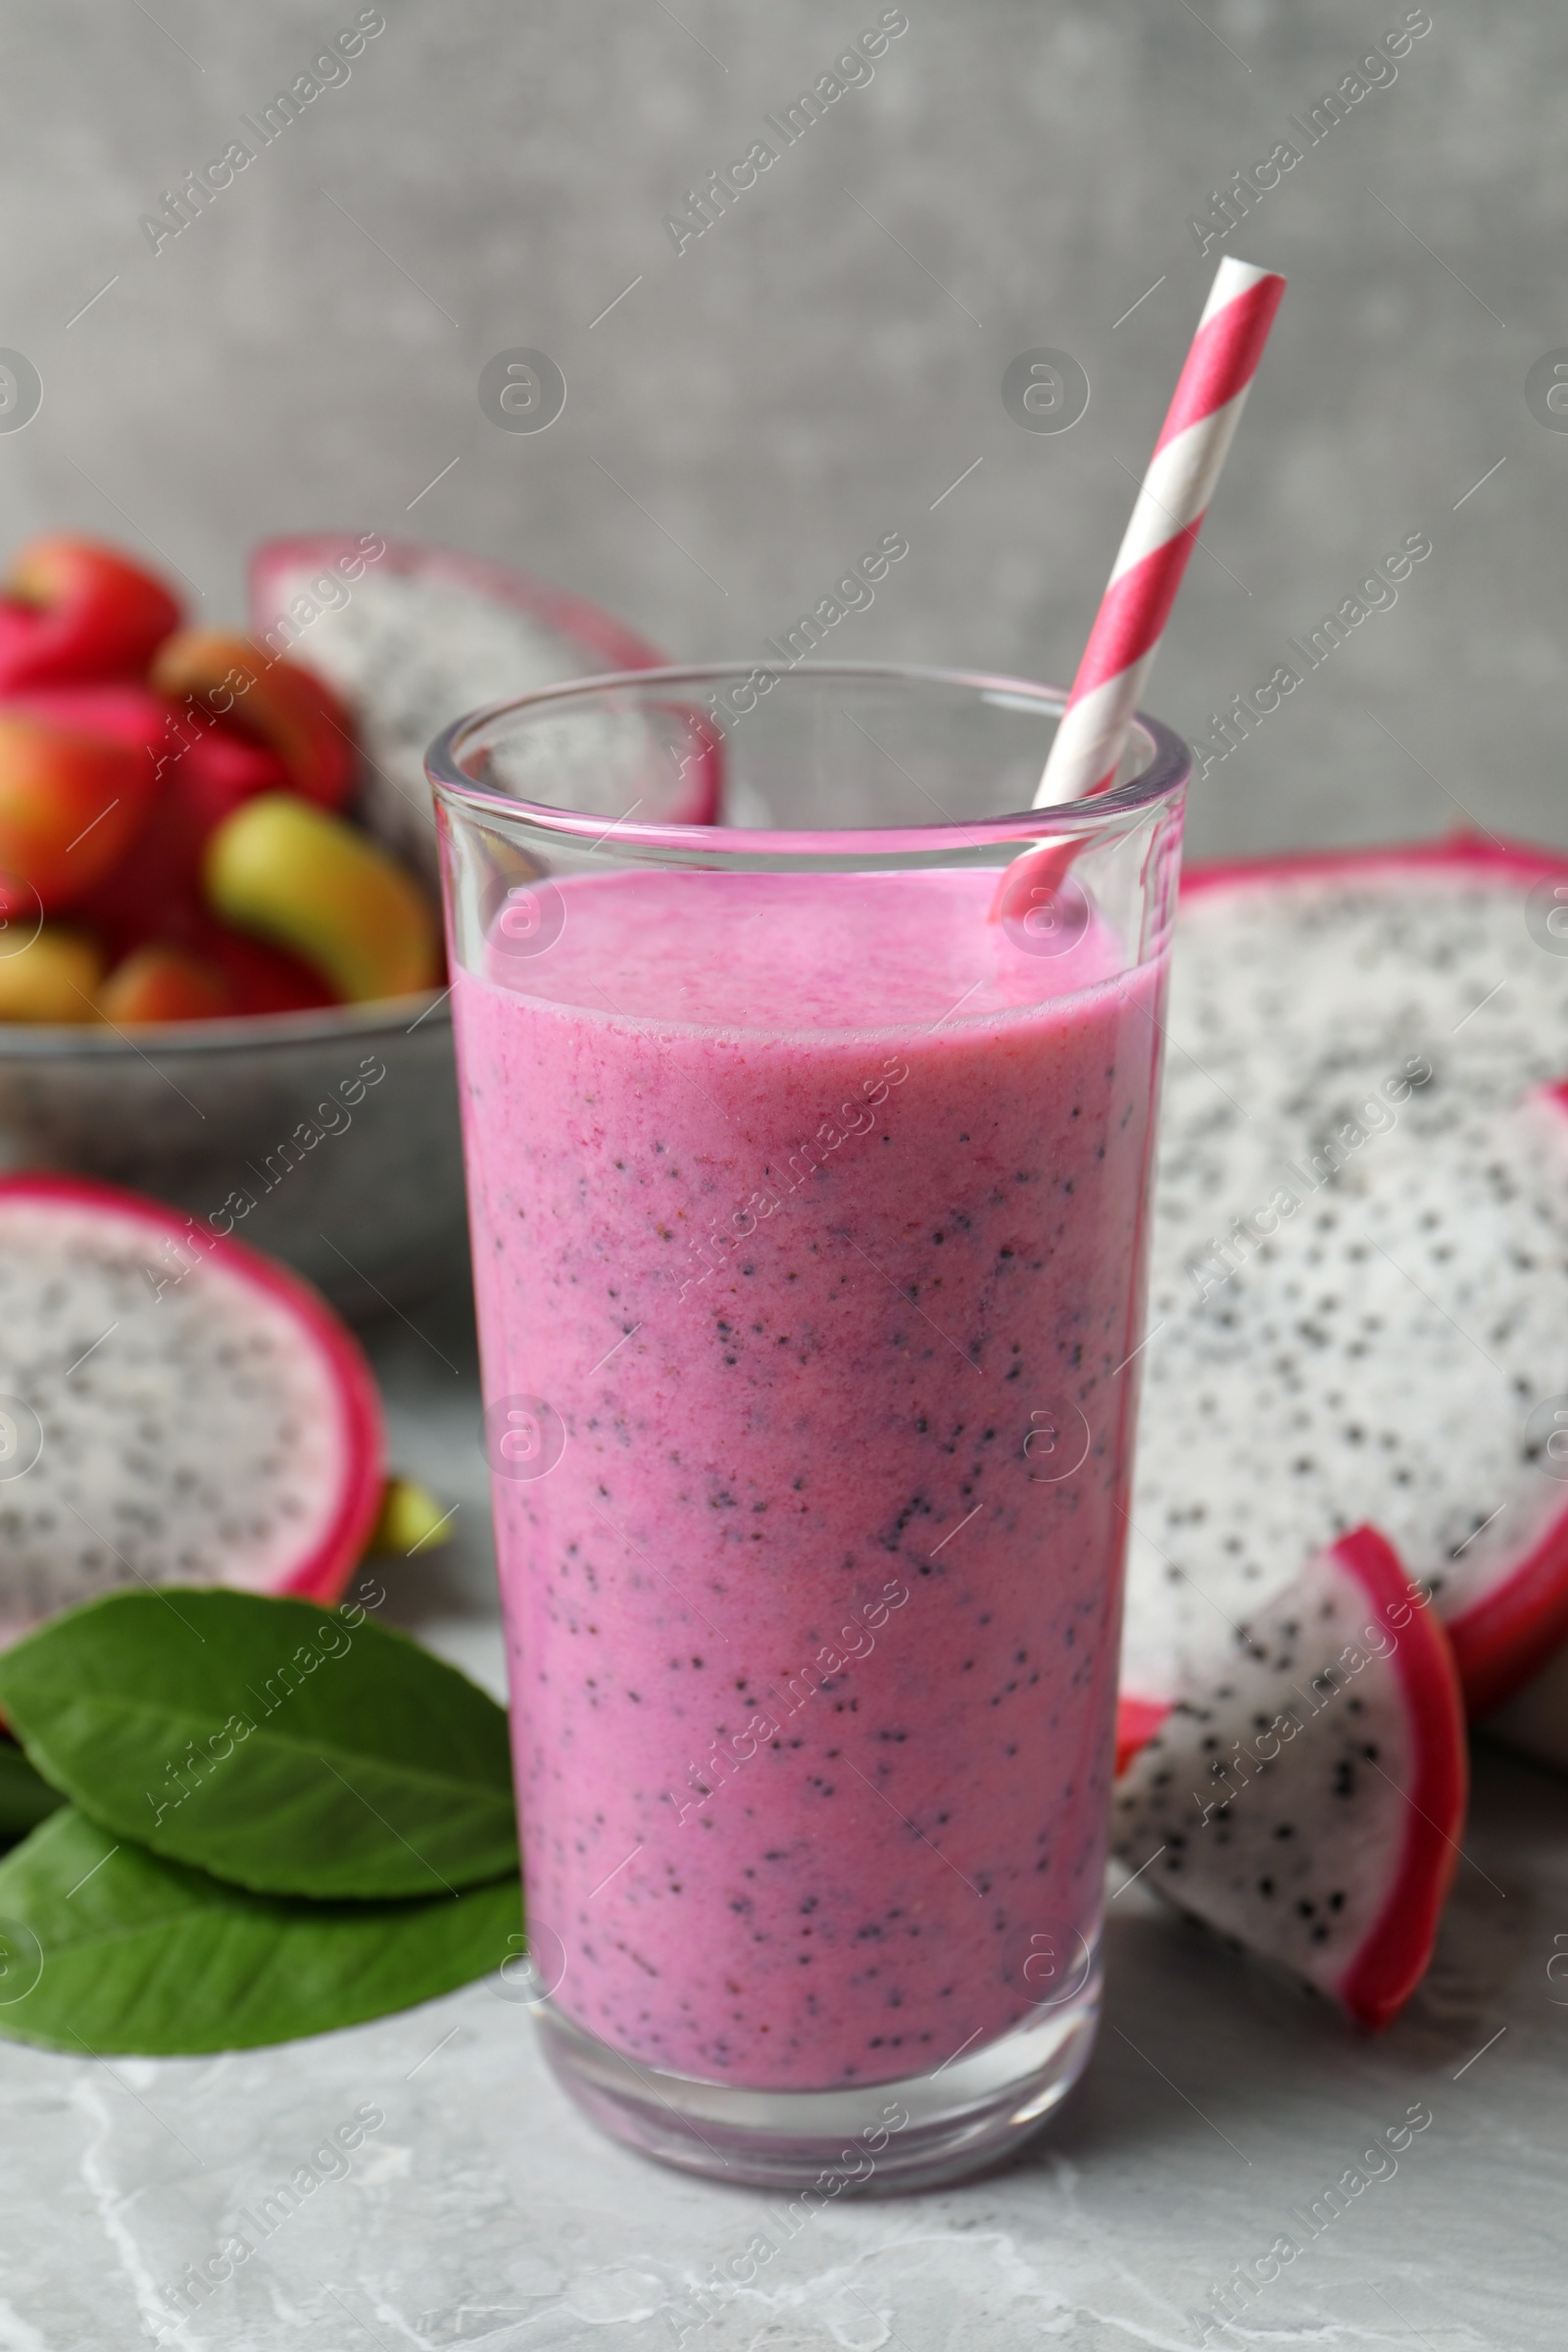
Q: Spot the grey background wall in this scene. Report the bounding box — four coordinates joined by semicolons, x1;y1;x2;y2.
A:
0;0;1557;862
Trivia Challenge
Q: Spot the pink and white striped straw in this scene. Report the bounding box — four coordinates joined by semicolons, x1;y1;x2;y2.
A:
1032;255;1286;808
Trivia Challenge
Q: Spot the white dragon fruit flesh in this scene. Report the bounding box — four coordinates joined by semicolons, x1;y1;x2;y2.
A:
0;1176;384;1649
248;535;704;883
1113;1527;1466;2029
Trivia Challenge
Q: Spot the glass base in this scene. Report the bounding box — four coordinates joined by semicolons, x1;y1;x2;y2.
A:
533;1972;1101;2193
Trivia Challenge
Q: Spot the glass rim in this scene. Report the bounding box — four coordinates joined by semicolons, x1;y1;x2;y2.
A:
423;662;1191;858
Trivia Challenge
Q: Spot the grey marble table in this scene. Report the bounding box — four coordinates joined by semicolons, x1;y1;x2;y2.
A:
4;1296;1563;2352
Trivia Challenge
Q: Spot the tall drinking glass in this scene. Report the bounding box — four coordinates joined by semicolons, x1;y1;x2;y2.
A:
428;664;1189;2191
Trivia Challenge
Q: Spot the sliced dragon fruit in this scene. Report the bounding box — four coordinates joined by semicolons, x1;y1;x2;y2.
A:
1129;1077;1568;1727
248;536;716;880
0;1177;383;1650
1112;1527;1466;2030
1125;832;1568;1742
1160;831;1568;1213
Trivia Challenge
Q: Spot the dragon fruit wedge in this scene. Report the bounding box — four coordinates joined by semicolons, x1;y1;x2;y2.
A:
1127;833;1568;1740
0;1176;384;1650
1112;1527;1466;2030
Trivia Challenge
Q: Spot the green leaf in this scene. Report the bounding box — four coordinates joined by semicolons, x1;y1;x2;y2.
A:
0;1591;517;1899
0;1809;523;2054
0;1740;64;1849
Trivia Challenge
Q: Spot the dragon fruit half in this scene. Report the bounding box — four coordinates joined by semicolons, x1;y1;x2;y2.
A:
1129;834;1568;1724
0;1176;384;1650
248;535;715;883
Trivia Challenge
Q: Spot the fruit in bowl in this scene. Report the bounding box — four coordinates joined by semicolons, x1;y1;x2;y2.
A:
0;535;181;690
205;795;440;1004
0;529;680;1308
0;535;446;1028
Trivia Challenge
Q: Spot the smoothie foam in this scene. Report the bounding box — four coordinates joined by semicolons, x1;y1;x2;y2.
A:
453;863;1166;2090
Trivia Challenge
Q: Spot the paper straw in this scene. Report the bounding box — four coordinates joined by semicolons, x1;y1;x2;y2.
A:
1032;256;1287;808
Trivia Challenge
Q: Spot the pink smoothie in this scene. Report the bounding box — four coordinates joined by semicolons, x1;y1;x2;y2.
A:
453;864;1166;2090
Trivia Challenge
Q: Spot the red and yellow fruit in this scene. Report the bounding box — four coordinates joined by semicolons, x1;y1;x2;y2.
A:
0;715;152;909
97;944;233;1026
0;532;463;1025
204;794;440;1003
0;536;180;689
151;630;355;810
0;925;105;1023
193;923;338;1016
